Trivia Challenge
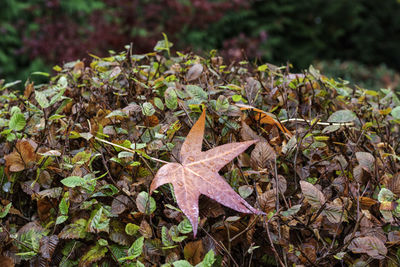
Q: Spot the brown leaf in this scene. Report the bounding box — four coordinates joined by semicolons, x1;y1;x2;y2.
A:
139;219;152;238
348;236;387;259
251;141;275;169
258;189;276;213
150;109;262;236
300;181;326;209
0;255;14;267
24;82;34;99
237;104;292;137
39;235;59;260
186;64;203;81
389;172;400;195
5;139;37;172
184;240;204;265
111;195;130;215
240;120;265;142
356;152;375;172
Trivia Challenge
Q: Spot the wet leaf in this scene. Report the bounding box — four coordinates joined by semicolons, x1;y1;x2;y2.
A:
150;109;262;236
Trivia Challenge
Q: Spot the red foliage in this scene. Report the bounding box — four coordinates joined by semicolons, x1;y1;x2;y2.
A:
22;0;250;65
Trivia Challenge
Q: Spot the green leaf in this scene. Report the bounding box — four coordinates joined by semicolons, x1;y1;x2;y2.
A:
60;176;85;188
177;218;193;234
378;188;395;202
9;112;26;131
90;207;110;231
35;90;50;108
136;191;156;215
125;223;140;236
59;197;69;215
281;204;301;217
127;236;144;259
0;203;12;218
391;106;400;120
154;97;164;110
98;239;108;246
142;102;156;116
56;215;68;225
185;85;207;102
106;110;128;118
196;250;215;267
327;110;357;123
165;87;178;110
173;260;193;267
79;244;107;267
162;226;174;247
58;218;88;239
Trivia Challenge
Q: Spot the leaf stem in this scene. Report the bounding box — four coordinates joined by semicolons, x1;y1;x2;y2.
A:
94;137;169;164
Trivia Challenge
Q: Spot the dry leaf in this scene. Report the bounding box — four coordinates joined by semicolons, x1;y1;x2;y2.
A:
251;141;276;169
111;195;130;215
186;64;203;81
356;152;375;172
348;236;387;259
300;181;326;209
150;109;262;236
389;172;400;195
39;235;59;260
0;255;14;267
5;139;38;172
184;240;204;265
237;104;292;136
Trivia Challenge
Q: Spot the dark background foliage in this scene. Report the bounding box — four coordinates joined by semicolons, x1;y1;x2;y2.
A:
1;0;400;90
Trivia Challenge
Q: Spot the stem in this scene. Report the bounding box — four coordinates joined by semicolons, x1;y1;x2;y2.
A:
94;137;169;164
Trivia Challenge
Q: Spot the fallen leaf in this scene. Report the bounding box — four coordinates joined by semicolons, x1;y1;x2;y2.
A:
236;104;292;136
150;109;262;236
5;139;38;172
356;152;375;172
300;181;326;209
250;141;276;169
184;240;204;265
348;236;387;259
186;64;203;81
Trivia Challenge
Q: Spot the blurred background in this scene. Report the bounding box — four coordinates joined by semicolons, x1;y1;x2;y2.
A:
1;0;400;91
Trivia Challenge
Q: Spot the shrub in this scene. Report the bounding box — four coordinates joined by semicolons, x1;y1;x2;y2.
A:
1;40;400;266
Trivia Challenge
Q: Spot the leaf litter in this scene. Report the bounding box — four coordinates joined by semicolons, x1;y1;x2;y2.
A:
0;40;399;266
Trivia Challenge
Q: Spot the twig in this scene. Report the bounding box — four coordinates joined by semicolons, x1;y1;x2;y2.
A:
95;136;169;164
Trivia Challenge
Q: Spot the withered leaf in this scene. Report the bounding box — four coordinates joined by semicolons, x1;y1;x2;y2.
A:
186;63;203;81
150;109;262;236
356;152;375;172
348;236;387;259
0;255;14;267
237;104;292;136
184;240;204;265
39;235;59;260
5;139;37;172
251;141;276;169
300;181;326;209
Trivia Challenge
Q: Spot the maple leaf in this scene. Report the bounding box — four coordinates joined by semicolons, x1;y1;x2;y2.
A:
150;109;262;236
